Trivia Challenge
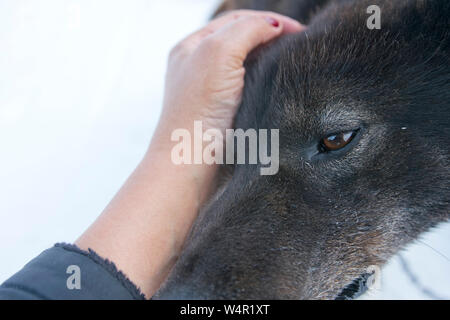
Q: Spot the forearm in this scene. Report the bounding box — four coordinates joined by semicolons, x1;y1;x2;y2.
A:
75;132;218;298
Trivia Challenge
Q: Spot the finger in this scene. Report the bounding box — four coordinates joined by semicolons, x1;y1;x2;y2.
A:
209;10;304;33
187;10;304;44
211;15;298;60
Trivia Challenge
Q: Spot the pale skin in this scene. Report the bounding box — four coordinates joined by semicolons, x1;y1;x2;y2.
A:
76;10;305;299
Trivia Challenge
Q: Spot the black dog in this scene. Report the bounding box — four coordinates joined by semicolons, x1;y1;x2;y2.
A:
155;0;450;299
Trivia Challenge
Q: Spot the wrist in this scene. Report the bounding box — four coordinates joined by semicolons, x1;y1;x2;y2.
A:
145;127;220;209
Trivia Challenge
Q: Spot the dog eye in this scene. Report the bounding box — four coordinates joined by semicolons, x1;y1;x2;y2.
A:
320;130;357;152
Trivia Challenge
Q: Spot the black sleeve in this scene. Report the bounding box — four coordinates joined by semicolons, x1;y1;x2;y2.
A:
0;243;146;300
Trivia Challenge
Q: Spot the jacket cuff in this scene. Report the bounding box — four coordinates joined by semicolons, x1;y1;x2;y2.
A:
0;243;145;300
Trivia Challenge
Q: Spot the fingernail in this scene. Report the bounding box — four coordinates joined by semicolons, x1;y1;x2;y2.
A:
265;17;280;28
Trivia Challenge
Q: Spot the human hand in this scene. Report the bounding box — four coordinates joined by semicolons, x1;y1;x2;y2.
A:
157;10;305;134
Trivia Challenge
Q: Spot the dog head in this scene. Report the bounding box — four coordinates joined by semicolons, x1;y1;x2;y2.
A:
155;0;450;299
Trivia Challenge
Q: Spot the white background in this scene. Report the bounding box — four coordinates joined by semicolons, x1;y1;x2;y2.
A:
0;0;449;299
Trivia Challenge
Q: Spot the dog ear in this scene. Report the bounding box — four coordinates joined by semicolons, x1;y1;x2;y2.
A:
211;0;263;18
212;0;237;18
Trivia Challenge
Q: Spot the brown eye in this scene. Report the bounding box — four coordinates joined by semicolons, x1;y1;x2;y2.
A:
321;130;357;151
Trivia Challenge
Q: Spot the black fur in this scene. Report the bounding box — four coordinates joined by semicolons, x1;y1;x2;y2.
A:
155;0;450;299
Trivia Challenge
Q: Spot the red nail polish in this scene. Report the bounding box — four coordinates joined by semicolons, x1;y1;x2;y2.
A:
265;17;280;28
